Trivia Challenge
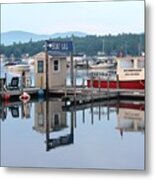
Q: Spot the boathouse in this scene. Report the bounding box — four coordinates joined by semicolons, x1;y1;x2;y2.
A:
34;52;67;89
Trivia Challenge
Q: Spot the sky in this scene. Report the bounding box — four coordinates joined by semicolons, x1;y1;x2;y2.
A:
1;0;145;35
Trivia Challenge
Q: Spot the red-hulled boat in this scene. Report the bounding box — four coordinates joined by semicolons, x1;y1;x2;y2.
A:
87;56;145;90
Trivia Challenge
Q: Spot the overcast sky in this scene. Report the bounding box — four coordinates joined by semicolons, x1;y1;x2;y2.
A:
1;0;144;35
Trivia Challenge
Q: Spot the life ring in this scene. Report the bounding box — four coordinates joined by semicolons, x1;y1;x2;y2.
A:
19;92;30;103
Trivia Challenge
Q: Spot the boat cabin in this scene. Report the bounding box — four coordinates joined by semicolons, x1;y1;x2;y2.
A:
116;56;144;81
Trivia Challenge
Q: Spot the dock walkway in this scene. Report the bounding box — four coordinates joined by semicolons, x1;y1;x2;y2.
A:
0;85;144;103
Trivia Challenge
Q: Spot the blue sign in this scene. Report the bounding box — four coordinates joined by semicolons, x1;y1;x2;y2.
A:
46;40;73;52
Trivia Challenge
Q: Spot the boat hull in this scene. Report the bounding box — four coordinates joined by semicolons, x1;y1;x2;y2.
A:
87;79;145;89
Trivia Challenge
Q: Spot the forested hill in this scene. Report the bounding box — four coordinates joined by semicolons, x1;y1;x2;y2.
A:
0;33;144;58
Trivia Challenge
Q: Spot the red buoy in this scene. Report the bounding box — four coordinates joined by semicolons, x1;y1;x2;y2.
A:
19;92;30;103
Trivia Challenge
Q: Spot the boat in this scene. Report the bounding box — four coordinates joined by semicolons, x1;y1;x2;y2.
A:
89;39;116;69
4;62;17;66
7;62;30;72
89;59;116;69
87;56;145;89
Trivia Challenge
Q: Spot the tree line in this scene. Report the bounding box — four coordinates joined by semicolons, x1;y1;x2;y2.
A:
0;33;144;59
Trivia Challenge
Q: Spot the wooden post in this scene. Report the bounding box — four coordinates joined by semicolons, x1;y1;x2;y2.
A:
116;74;119;96
46;99;50;151
91;73;93;101
45;41;49;97
99;103;101;120
5;73;7;89
74;60;77;99
99;76;101;98
82;109;85;123
91;103;94;125
82;77;85;88
107;100;110;121
107;74;110;98
73;100;77;128
64;78;67;97
70;53;74;86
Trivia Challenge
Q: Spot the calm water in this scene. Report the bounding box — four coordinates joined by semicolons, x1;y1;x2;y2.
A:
0;66;145;170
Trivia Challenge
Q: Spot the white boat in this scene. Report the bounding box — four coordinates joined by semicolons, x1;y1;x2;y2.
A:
87;56;145;89
89;57;116;69
7;62;30;72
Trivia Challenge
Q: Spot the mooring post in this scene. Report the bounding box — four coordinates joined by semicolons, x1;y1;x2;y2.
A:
99;76;101;98
83;109;85;123
45;41;49;97
64;78;67;98
82;77;85;88
91;103;94;125
5;73;7;89
73;100;77;128
116;74;119;95
91;73;94;101
74;60;77;99
107;74;110;98
46;99;50;151
70;53;74;87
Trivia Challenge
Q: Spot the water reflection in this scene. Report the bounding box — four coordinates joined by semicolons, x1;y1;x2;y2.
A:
116;102;144;137
1;98;145;151
0;102;32;121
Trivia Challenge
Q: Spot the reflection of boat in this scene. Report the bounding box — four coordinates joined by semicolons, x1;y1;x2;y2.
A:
87;56;145;89
116;101;145;136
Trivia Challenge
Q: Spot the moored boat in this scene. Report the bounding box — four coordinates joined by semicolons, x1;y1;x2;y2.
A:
89;60;115;69
7;62;30;72
87;56;145;89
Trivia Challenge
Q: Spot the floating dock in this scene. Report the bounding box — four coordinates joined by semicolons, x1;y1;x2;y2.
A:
0;85;144;102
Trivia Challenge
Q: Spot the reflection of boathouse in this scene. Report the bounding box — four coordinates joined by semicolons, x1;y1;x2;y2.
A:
33;100;67;134
116;102;145;136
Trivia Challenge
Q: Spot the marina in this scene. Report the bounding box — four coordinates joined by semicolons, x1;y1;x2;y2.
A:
0;40;145;169
0;47;145;103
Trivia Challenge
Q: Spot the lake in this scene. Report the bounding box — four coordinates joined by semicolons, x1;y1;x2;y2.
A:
0;66;145;170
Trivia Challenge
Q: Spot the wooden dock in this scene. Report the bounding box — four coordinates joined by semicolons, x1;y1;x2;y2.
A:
49;85;144;100
0;85;144;103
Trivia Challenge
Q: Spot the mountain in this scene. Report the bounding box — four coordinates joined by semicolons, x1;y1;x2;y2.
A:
1;31;87;45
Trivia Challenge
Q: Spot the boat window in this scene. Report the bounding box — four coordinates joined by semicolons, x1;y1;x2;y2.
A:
120;59;134;68
53;59;60;72
38;60;44;73
137;59;144;68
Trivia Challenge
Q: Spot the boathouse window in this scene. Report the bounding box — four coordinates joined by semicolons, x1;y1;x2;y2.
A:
38;60;44;73
53;59;60;72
